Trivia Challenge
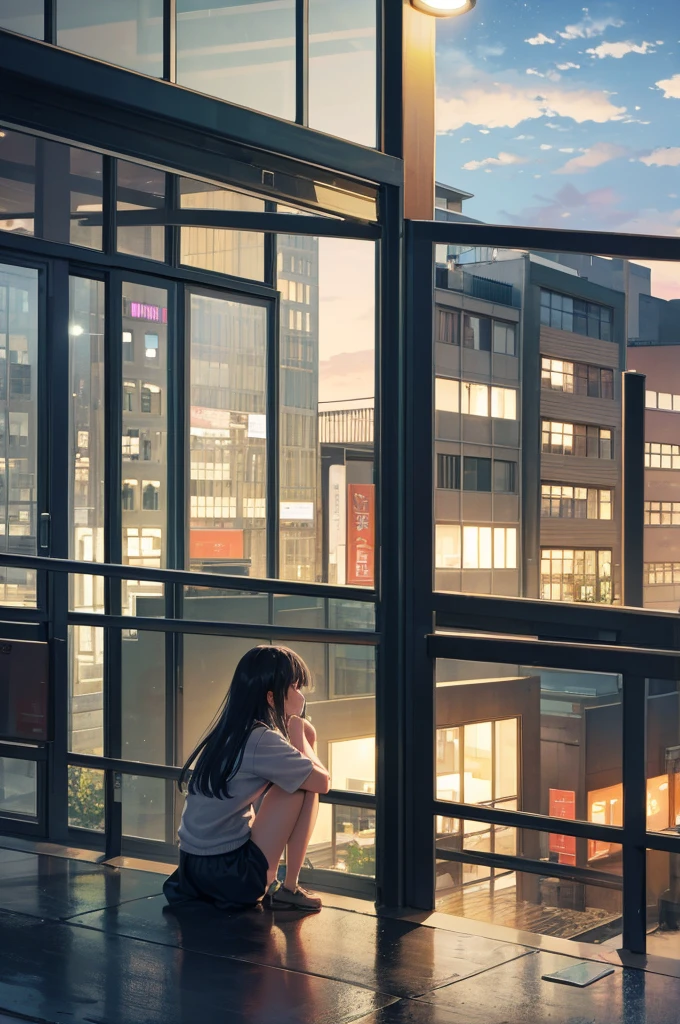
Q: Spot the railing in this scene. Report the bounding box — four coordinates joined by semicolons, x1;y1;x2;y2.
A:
318;407;374;445
435;266;518;307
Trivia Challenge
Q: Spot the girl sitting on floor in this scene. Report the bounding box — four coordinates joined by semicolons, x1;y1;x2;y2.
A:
164;645;330;913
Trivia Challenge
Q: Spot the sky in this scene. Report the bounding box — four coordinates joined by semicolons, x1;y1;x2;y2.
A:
436;0;680;269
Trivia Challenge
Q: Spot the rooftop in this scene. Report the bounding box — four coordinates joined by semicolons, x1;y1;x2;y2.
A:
0;843;678;1024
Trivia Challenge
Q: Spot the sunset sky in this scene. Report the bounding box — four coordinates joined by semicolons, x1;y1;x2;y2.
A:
436;1;680;248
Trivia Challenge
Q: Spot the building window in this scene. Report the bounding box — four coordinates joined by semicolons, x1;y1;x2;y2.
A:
437;453;460;490
646;391;680;412
490;386;517;420
645;443;680;470
122;480;137;511
492;322;516;356
645;501;680;526
122;429;140;460
243;497;266;518
542;421;613;459
541;485;612;520
645;563;680;585
142;481;160;511
462;314;491;351
144;333;159;362
540;290;612;341
463;457;491;492
140;383;161;415
435;524;461;569
541;358;614;399
123;381;135;412
540;549;612;604
435;377;459;413
461;382;489;417
437;308;459;346
462;525;517;569
123;330;133;361
493;460;517;494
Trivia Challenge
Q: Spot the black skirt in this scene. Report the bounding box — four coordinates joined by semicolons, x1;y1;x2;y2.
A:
163;838;269;911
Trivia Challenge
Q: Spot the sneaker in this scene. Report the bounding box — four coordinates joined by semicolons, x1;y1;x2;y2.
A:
271;884;322;912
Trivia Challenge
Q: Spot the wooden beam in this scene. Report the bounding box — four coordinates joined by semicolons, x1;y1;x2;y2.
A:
402;0;436;220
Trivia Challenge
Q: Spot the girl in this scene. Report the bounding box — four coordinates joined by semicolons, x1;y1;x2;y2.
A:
164;645;330;913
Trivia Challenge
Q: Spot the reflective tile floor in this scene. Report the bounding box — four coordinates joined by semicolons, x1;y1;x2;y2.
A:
0;847;679;1024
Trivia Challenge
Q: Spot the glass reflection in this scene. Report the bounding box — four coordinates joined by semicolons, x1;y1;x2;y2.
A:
308;0;377;147
278;236;376;585
177;0;296;121
121;282;168;615
189;292;268;579
117;161;166;262
0;1;43;38
179;177;265;281
57;0;164;77
0;262;38;606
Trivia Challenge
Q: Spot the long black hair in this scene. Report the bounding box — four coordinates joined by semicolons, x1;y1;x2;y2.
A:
179;645;311;798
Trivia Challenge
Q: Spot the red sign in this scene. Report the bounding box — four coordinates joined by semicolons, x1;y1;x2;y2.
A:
190;529;244;560
346;484;375;586
549;788;576;865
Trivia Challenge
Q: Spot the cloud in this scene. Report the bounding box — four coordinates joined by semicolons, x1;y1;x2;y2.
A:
640;147;680;167
479;129;490;134
586;40;659;59
526;33;555;45
477;44;506;58
540;144;553;150
460;137;471;143
559;148;575;153
437;83;627;133
558;16;624;40
556;62;581;70
462;152;527;172
513;134;535;140
526;69;544;77
656;74;680;99
555;141;628;174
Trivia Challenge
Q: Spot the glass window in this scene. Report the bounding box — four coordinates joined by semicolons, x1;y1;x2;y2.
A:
435;377;459;413
463;457;491;492
492;322;516;356
462;314;491;351
68;766;105;830
122;283;167;616
308;0;377;148
658;392;673;411
463;525;492;569
189;292;268;580
461;382;488;417
437;453;460;490
437;308;459;345
0;1;43;38
57;0;164;77
179;177;265;281
541;358;574;393
493;460;516;494
117;161;165;262
490;386;516;420
540;549;612;604
435;524;461;569
0;129;36;237
0;757;37;818
539;290;612;339
279;237;375;586
177;0;296;122
0;263;38;607
646;390;658;409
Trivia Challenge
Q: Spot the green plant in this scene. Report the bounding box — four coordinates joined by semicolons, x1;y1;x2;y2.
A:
68;766;105;831
344;841;375;877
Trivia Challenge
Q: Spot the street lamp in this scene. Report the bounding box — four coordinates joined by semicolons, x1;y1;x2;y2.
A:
410;0;476;17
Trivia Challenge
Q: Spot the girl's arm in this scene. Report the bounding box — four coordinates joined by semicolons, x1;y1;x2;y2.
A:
287;715;328;772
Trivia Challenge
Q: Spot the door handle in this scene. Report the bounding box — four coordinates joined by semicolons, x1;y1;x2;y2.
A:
39;512;51;551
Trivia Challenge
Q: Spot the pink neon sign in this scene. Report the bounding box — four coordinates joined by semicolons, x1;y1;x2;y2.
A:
127;302;168;323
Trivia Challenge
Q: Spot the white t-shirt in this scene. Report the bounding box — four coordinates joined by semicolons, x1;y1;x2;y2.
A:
177;725;314;856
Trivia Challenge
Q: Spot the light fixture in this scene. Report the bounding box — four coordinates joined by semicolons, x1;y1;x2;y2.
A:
410;0;476;17
69;324;84;336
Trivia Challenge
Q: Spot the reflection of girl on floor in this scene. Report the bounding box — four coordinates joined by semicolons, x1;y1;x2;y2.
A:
164;646;330;912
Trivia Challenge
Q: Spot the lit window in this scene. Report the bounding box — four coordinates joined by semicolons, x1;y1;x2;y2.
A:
491;386;517;420
540;548;612;604
435;377;459;413
144;333;159;359
461;382;489;417
435;524;461;569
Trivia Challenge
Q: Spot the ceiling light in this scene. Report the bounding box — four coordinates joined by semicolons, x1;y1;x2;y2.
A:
410;0;476;17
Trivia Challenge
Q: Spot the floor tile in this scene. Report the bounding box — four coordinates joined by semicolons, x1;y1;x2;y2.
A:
417;950;680;1024
0;908;394;1024
0;848;163;920
71;894;532;998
